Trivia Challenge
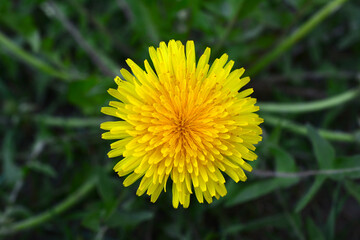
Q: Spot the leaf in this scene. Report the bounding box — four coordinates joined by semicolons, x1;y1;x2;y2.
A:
106;210;154;228
0;78;11;98
333;155;360;179
27;160;57;178
223;213;288;235
344;180;360;204
237;0;264;20
271;146;297;172
285;213;305;240
295;175;326;213
307;125;336;169
81;207;102;231
2;130;21;183
227;0;244;19
306;218;325;240
28;30;41;53
1;14;36;38
124;0;160;43
226;178;298;207
268;123;283;145
96;169;115;206
67;76;110;114
325;184;343;240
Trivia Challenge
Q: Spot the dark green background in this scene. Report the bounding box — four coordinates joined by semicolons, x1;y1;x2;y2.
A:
1;0;360;239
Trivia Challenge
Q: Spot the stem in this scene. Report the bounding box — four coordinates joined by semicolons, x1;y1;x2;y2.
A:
253;167;360;178
36;115;104;128
66;0;132;56
248;0;349;75
44;1;118;77
214;2;244;55
258;87;360;113
0;31;74;81
262;115;358;143
0;177;97;235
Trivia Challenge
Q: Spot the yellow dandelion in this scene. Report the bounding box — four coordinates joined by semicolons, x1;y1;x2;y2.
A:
101;40;263;208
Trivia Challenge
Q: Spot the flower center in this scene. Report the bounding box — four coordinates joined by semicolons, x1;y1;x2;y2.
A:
175;116;189;134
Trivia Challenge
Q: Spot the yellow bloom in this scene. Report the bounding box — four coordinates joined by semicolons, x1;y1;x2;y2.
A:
101;40;263;208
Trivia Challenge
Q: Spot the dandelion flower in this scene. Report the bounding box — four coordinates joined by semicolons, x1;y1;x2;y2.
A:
101;40;263;208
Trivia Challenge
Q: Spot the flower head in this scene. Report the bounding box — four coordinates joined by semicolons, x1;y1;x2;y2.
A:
101;40;263;208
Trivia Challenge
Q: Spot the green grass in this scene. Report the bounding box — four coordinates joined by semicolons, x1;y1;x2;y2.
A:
1;0;360;239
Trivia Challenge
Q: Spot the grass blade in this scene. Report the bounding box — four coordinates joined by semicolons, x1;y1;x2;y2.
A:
295;176;326;212
249;0;349;75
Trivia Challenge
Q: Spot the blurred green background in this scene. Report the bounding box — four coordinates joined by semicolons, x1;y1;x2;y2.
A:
1;0;360;239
